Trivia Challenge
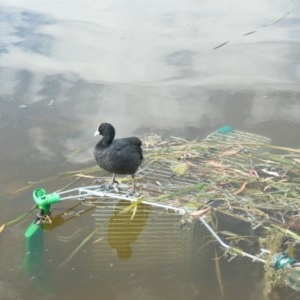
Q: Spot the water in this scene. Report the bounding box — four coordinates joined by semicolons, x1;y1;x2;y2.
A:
0;0;300;299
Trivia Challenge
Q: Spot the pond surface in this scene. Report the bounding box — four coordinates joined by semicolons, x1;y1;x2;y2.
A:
0;0;300;299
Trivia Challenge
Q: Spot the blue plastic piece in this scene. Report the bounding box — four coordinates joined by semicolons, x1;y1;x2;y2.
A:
217;126;235;134
271;253;296;270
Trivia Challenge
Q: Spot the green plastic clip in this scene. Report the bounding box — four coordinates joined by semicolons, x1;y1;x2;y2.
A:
33;188;61;215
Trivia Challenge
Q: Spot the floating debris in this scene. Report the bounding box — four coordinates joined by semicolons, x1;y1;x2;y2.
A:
171;162;189;176
0;224;5;234
213;41;230;50
134;127;300;292
243;31;256;36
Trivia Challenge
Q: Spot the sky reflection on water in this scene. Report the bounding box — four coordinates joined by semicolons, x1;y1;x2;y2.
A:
0;0;299;85
0;1;300;299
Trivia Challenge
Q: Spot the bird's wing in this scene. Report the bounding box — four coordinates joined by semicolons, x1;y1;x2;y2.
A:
113;137;142;151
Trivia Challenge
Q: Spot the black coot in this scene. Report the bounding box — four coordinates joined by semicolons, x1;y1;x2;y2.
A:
94;123;143;192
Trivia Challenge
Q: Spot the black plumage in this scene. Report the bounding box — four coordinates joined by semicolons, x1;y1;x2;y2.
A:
94;123;143;192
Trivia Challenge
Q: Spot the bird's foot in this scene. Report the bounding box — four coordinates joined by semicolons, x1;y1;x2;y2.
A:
106;180;120;193
125;188;140;198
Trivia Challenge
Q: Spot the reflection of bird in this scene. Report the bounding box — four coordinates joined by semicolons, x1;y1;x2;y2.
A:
94;123;143;192
107;200;150;259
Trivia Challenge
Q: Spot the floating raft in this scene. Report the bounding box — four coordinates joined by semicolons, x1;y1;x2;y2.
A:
137;126;300;218
87;125;300;250
51;126;300;291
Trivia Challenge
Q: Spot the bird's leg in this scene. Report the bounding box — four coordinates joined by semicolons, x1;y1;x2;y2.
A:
132;174;136;193
125;174;139;197
107;173;119;192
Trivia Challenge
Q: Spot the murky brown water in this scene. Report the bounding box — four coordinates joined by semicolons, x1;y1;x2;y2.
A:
1;0;300;299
